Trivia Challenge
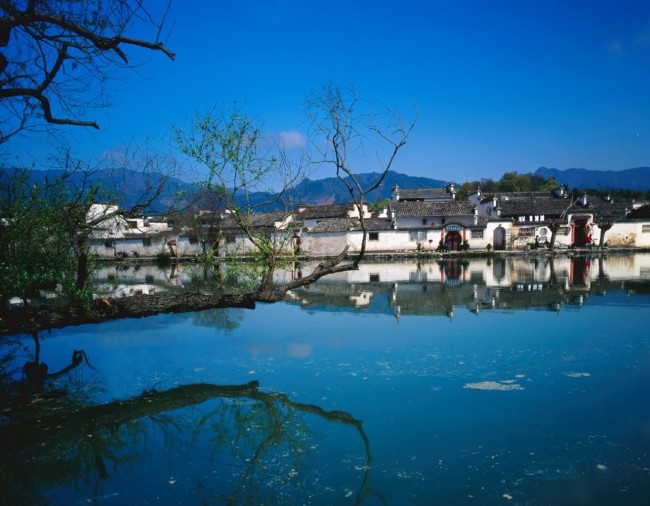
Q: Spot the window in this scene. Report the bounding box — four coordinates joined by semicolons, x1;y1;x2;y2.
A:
422;218;427;225
518;228;535;237
471;229;484;239
104;239;114;248
369;273;380;282
518;216;525;222
127;220;139;229
142;237;152;247
188;237;199;245
369;232;379;241
558;226;570;235
409;230;426;241
643;224;650;233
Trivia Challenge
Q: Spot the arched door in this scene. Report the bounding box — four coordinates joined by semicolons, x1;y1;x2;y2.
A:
493;226;506;250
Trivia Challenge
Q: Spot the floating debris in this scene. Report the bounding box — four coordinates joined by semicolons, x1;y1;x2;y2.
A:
464;381;524;391
563;371;591;378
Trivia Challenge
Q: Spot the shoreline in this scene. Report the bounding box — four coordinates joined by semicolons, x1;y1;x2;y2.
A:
96;246;650;265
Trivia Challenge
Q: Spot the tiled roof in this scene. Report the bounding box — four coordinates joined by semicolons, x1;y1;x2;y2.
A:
396;187;453;201
496;197;575;216
299;204;354;219
390;200;475;217
310;217;393;233
217;210;295;231
581;197;631;220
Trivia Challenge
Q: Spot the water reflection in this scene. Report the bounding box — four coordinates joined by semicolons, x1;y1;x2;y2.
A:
5;254;649;504
283;254;650;318
0;340;380;505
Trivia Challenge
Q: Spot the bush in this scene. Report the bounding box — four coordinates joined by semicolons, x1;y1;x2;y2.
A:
156;251;171;266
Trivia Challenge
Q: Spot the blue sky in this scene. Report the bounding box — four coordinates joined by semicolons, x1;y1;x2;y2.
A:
8;0;650;182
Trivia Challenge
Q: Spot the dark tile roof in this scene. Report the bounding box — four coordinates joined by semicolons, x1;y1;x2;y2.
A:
496;197;576;216
217;211;295;231
390;200;475;217
309;217;393;233
396;187;453;201
580;197;631;220
299;204;354;219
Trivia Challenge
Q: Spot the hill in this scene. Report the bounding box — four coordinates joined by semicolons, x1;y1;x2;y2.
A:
1;168;448;211
534;167;650;191
283;171;448;206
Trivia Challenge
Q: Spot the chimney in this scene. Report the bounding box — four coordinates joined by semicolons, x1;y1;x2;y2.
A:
579;193;587;206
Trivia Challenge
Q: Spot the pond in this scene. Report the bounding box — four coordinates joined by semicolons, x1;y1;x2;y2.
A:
2;253;650;505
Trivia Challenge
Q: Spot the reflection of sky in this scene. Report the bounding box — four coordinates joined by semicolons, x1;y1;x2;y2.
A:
8;274;650;504
25;288;650;403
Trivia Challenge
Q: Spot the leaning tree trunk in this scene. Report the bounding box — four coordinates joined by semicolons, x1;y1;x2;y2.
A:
0;248;356;336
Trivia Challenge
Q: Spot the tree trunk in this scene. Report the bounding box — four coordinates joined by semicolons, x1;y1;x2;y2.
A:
0;248;356;337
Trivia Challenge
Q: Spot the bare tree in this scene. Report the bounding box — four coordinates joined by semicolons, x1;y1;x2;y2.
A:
305;82;417;263
547;197;577;251
1;87;415;336
0;0;174;144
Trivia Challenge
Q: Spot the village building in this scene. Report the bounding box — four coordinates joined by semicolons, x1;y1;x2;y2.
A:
86;183;650;258
87;204;173;259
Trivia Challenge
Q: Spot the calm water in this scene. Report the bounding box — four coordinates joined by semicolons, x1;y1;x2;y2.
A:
2;254;650;505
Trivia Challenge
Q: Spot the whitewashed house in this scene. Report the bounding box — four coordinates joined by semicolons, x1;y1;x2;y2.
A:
87;204;173;258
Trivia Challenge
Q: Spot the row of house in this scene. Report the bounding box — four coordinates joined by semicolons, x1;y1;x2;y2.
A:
87;183;650;259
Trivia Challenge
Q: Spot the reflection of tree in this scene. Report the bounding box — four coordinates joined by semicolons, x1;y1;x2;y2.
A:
1;377;383;505
191;307;245;333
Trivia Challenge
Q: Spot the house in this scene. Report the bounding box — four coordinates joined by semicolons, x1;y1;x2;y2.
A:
298;203;371;229
87;204;173;258
388;200;482;251
468;188;646;249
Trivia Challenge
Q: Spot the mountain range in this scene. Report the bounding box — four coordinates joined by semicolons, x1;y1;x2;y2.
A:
3;166;649;212
534;167;650;191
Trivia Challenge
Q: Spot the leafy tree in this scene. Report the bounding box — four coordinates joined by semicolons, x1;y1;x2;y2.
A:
0;168;80;306
175;103;304;293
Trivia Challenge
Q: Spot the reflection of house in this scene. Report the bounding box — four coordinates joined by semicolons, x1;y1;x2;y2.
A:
283;255;643;318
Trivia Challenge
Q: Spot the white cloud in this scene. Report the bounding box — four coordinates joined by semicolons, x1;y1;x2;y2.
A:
278;130;306;150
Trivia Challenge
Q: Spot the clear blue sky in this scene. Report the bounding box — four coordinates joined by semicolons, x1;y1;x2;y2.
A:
9;0;650;182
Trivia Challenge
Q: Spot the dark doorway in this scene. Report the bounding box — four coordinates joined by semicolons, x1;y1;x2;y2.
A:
445;231;462;251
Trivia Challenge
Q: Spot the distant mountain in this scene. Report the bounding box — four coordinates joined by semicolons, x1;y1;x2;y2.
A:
1;168;448;211
535;167;650;191
283;171;448;206
0;167;189;213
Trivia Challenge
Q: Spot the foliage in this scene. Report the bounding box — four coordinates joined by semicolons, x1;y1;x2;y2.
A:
0;169;84;305
175;103;305;293
155;250;171;266
456;171;559;199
